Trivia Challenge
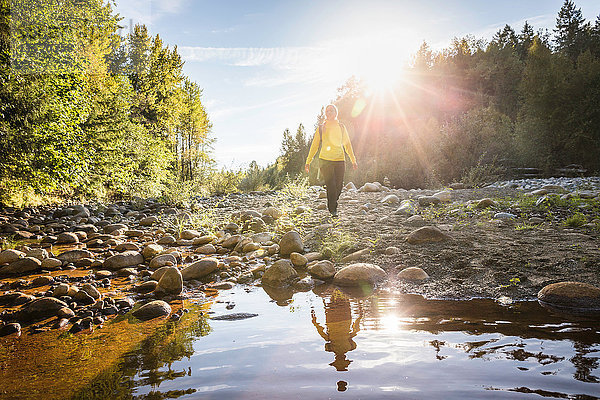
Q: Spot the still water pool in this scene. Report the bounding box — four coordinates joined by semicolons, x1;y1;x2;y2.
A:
72;285;600;400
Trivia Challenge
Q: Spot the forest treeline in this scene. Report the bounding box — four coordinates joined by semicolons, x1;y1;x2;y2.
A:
0;0;214;205
269;0;600;190
1;0;600;206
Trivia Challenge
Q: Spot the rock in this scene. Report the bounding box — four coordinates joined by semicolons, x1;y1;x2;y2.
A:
124;230;144;238
180;229;203;240
0;249;25;264
529;217;545;224
242;242;260;253
134;280;158;293
380;194;400;204
418;196;441;206
104;223;127;234
305;252;322;262
449;182;465;189
25;248;48;261
538;282;600;311
395;200;417;216
341;248;370;263
142;244;163;260
433;190;452;202
333;263;387;287
41;258;62;270
384;246;399;255
308;260;335;280
279;230;303;256
293;276;315;291
224;222;239;232
406;226;450;244
344;182;357;191
248;217;267;233
151;266;170;281
0;323;21;337
0;292;35;306
222;235;242;248
74;290;95;305
139;216;158;226
359;183;381;192
181;257;219;280
157;267;183;295
290;252;308;268
16;297;69;321
56;232;80;244
475;198;497;209
132;300;171;321
262;207;282;219
53;283;70;297
32;275;54;287
397;267;429;281
493;212;516;220
262;260;298;287
81;283;101;299
103;251;144;270
211;312;258;321
157;235;177;245
193;235;215;246
1;257;42;275
57;249;94;264
149;253;177;270
405;215;426;227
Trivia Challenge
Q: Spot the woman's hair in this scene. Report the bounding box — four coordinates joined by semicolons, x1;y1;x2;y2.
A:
325;104;338;117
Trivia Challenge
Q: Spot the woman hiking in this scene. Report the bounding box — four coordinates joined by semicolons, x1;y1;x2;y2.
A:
305;104;358;218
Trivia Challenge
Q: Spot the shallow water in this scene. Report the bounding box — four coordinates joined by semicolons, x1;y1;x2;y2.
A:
71;285;600;400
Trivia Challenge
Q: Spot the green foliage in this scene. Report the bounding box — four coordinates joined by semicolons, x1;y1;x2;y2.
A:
461;155;507;188
564;212;587;227
317;225;358;262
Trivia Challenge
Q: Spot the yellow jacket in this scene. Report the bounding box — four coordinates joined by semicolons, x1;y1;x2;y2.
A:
305;120;357;164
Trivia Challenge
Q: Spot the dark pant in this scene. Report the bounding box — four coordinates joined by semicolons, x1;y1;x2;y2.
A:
320;159;345;214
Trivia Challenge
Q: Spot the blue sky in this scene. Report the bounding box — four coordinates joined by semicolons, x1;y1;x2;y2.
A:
113;0;600;168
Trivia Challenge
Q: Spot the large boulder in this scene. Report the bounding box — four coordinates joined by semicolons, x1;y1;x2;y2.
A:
406;226;450;244
132;300;171;321
262;260;298;287
181;257;219;280
0;257;41;275
538;282;600;311
157;267;183;295
308;260;335;280
333;263;387;287
279;231;303;256
103;251;144;270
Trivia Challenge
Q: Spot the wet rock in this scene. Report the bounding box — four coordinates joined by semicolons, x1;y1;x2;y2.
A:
0;323;21;337
262;259;299;287
32;275;54;287
57;249;94;264
104;223;127;234
74;290;95;305
538;282;600;311
115;297;135;309
41;258;62;270
133;300;171;321
142;244;163;260
157;235;176;245
134;280;159;293
193;235;215;246
222;235;242;248
117;267;138;277
81;283;101;299
333;263;387;287
181;257;218;280
279;231;303;256
103;251;144;270
57;307;75;319
16;297;69;321
56;232;79;244
25;248;48;261
53;283;70;297
157;267;183;295
53;318;70;330
124;230;144;238
209;281;235;290
94;270;113;279
0;292;35;306
196;244;216;254
290;252;308;268
406;226;450;244
0;249;25;264
341;248;370;263
149;253;177;270
211;312;258;321
397;267;429;281
293;276;315;291
114;243;140;252
1;257;42;275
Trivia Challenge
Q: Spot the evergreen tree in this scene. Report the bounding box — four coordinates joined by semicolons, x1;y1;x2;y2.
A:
554;0;591;63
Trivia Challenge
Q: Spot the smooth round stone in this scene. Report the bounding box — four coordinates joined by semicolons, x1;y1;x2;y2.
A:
17;297;69;321
180;229;203;240
290;252;308;268
397;267;429;281
493;212;516;220
157;235;177;245
181;258;219;280
81;283;101;299
384;246;399;255
333;263;387;287
307;260;335;280
132;300;171;321
475;198;497;209
196;244;217;254
381;194;400;204
103;251;143;270
2;257;42;275
262;260;298;287
279;231;303;256
157;267;183;295
193;235;215;246
0;249;25;264
57;249;94;263
56;232;79;244
406;226;450;244
538;282;600;311
0;323;21;337
149;253;177;270
53;283;70;297
41;258;62;270
95;270;113;279
418;196;441;206
32;275;54;287
134;280;159;293
142;244;163;260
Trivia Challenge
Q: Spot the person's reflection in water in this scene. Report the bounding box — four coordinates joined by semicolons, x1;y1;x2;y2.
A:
311;289;363;371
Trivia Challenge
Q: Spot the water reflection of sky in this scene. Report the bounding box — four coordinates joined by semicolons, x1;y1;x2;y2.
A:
124;287;600;400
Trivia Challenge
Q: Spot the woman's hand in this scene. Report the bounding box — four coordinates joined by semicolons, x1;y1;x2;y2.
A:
352;162;358;170
305;164;310;173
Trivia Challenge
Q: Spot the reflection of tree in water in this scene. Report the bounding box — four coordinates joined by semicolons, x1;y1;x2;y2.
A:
71;311;211;400
311;289;364;372
571;342;599;383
